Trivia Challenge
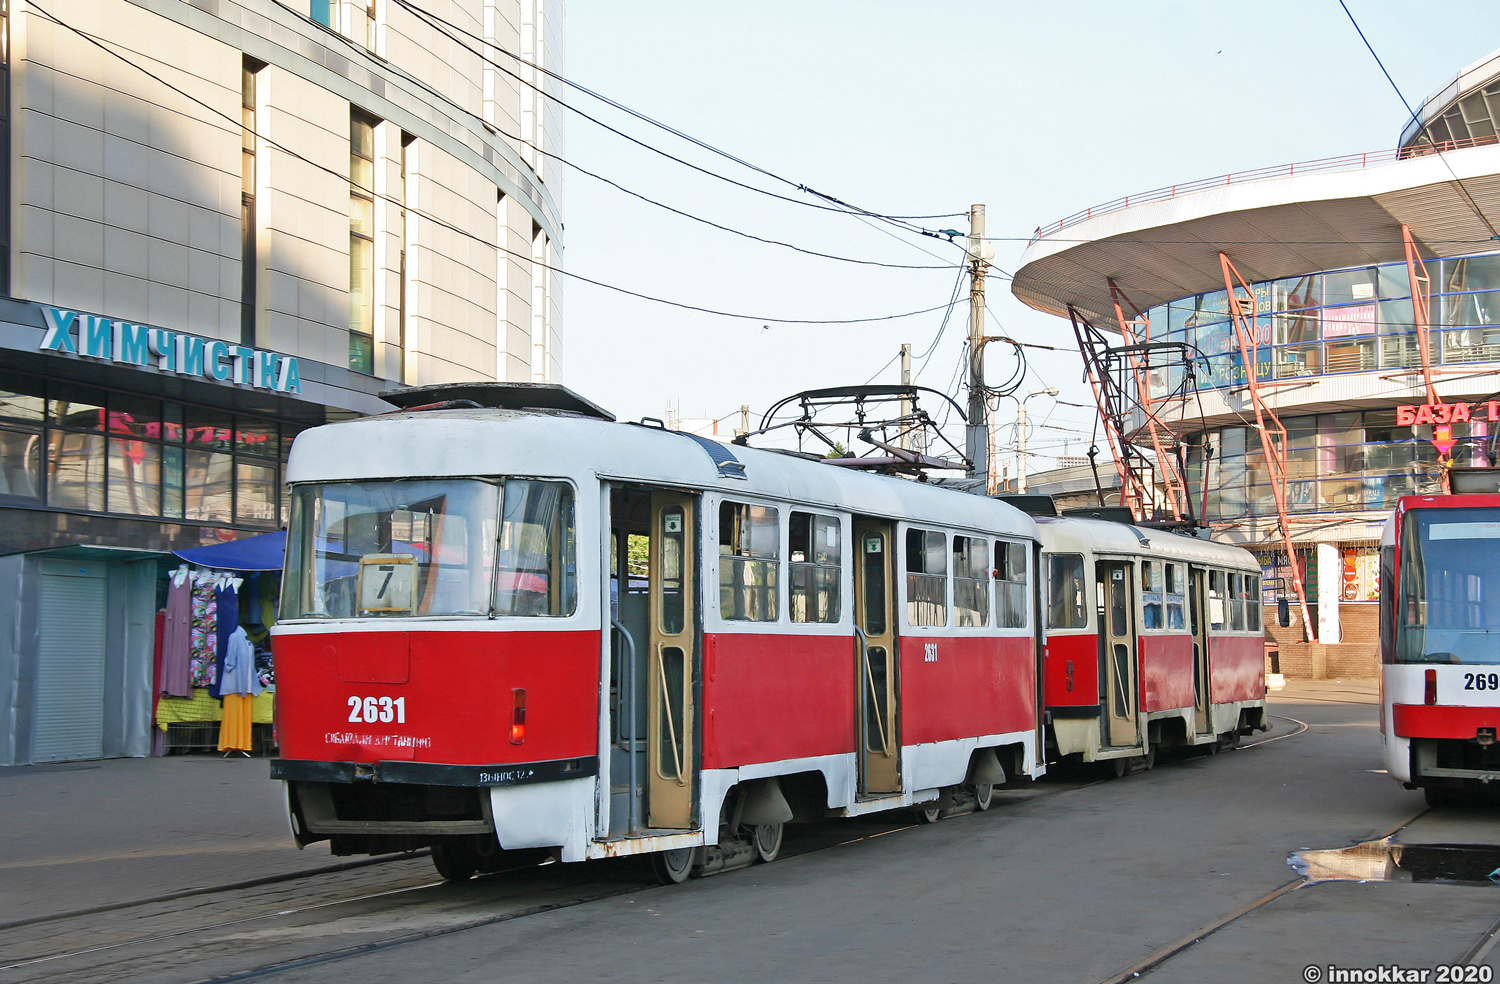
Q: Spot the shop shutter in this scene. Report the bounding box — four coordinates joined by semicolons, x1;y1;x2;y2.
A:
33;568;108;763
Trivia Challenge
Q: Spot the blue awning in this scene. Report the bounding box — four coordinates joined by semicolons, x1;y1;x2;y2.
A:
173;531;286;572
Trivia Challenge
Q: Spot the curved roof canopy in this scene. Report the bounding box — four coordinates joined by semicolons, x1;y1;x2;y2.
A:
1012;144;1500;332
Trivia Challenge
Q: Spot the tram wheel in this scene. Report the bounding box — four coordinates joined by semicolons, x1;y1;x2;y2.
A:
971;783;994;812
751;823;784;863
915;804;943;824
431;842;478;882
649;846;695;884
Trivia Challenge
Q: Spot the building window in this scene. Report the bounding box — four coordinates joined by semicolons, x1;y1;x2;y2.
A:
0;370;289;528
0;0;11;295
904;527;946;627
789;511;839;623
241;58;263;347
719;500;778;622
349;113;376;374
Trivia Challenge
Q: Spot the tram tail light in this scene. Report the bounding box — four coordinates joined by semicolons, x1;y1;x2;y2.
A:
511;688;527;744
1424;669;1437;706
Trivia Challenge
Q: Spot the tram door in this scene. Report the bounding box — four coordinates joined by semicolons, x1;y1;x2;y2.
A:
1190;567;1212;735
853;519;900;795
1097;561;1138;746
647;491;697;829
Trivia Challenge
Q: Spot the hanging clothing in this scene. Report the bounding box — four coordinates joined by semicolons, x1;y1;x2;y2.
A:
188;570;219;689
160;571;193;697
209;578;241;700
217;694;254;752
218;627;263;698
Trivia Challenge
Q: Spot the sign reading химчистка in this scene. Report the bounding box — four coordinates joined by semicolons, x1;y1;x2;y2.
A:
37;307;302;395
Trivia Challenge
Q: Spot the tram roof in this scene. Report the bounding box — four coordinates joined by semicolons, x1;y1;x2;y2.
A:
1035;515;1258;570
286;408;1040;539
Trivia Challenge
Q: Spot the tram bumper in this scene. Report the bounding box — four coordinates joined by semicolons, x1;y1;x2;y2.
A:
273;757;597;860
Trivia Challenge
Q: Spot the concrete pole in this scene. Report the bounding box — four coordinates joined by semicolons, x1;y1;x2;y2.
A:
965;205;987;481
1017;400;1029;493
899;343;912;451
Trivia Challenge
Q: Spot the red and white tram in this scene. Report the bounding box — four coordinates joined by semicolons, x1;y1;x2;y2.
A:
1380;493;1500;804
271;385;1045;882
1033;513;1268;772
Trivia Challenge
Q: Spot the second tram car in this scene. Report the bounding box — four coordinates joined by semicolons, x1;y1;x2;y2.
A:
1381;493;1500;803
1033;515;1268;772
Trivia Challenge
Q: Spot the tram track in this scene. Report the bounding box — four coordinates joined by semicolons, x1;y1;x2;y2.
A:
1;716;1309;984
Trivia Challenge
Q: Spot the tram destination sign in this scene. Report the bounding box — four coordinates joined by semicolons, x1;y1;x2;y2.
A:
1395;401;1500;425
37;306;302;395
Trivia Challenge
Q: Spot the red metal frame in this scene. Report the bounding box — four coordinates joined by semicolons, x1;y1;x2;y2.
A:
1109;280;1190;522
1068;304;1150;517
1219;253;1315;642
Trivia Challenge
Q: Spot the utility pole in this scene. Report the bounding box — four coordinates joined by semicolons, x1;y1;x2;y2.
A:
965;205;991;481
1016;400;1029;494
899;343;912;450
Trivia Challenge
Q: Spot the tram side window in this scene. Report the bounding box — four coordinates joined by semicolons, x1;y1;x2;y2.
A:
952;536;990;627
1165;563;1186;630
996;539;1028;628
1141;561;1164;629
1208;570;1228;630
790;511;841;623
493;480;577;617
720;501;779;621
1242;574;1261;632
905;527;947;627
1228;572;1247;630
1047;553;1087;629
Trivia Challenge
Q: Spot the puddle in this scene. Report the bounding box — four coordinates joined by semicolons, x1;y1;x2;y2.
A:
1291;838;1500;885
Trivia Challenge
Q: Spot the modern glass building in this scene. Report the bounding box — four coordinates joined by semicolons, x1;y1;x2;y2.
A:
1012;47;1500;678
0;0;564;764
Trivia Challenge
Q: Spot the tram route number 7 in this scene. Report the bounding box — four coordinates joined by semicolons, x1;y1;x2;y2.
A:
348;695;407;723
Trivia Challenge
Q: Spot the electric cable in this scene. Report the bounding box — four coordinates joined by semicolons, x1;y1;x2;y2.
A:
391;0;957;236
27;1;956;326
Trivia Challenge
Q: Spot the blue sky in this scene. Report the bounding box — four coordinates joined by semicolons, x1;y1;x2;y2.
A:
560;1;1500;470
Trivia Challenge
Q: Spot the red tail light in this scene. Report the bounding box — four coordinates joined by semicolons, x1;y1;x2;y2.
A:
511;688;527;744
1425;669;1438;706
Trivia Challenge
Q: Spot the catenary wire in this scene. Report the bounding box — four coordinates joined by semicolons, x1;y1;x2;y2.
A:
391;0;956;236
28;2;958;326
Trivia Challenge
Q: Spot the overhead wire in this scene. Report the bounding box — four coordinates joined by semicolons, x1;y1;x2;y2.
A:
27;1;959;327
391;0;958;236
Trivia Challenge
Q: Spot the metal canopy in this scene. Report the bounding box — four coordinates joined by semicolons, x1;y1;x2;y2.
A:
1012;145;1500;331
379;381;615;421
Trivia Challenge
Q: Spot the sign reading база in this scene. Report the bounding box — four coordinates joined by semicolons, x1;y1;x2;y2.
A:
38;307;302;395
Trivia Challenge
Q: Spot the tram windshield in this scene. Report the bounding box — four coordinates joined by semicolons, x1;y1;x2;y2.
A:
283;478;576;619
1397;507;1500;664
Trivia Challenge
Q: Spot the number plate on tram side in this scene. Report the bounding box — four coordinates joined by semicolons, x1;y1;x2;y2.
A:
347;695;407;723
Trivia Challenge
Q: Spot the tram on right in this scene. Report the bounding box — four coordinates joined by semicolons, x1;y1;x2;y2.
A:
1380;488;1500;804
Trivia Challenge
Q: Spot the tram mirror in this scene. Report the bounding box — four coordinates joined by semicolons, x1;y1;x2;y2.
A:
1277;598;1290;627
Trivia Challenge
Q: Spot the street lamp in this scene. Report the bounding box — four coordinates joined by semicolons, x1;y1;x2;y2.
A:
1014;387;1059;494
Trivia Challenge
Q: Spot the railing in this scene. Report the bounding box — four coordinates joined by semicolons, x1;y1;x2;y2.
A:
1029;134;1500;245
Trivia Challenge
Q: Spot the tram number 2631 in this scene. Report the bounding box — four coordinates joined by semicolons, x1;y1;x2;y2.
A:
348;695;407;723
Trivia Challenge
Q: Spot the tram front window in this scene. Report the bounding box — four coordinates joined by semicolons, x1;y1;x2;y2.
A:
1397;508;1500;664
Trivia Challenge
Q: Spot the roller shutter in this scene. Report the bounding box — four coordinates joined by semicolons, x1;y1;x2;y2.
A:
33;566;108;763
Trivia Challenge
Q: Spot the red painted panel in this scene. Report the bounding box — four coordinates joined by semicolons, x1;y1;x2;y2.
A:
901;635;1036;745
700;632;855;770
1393;703;1500;739
1209;634;1266;704
1044;632;1098;708
1139;634;1195;712
275;629;600;765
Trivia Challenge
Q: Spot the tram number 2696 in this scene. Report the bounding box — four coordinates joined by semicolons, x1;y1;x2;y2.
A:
348;695;407;723
1462;672;1500;691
